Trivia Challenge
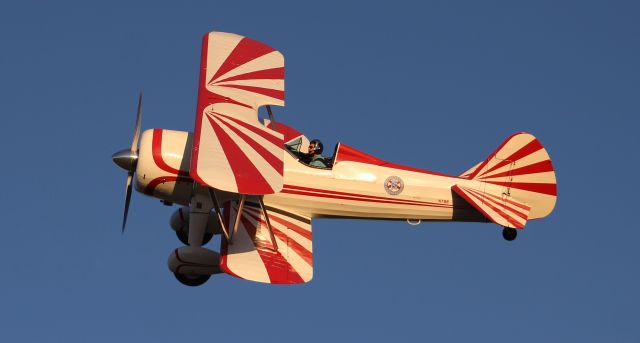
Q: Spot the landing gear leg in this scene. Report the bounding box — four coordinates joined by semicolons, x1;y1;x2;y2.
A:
167;185;217;287
502;227;517;241
176;230;213;246
188;185;214;247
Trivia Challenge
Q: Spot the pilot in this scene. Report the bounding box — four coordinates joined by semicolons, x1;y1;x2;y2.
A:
304;139;328;168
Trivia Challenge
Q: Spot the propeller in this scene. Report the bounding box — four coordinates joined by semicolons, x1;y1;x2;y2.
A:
112;92;143;233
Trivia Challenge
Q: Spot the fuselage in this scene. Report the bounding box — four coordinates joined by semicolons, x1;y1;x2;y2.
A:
135;128;489;223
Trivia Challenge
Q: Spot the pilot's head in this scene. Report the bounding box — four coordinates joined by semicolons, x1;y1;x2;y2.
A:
308;139;323;155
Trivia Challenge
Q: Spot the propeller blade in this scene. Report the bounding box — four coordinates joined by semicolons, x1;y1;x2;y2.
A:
117;92;143;234
130;92;143;153
122;172;134;233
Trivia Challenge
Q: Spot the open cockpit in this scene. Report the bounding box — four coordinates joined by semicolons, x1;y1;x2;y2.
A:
285;136;337;170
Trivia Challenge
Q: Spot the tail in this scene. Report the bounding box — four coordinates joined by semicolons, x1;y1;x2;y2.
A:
459;132;557;220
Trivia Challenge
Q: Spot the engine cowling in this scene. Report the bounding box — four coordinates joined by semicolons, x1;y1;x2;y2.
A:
135;129;193;205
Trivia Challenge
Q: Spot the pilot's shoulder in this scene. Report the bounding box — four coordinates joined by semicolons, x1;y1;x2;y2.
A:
309;155;328;167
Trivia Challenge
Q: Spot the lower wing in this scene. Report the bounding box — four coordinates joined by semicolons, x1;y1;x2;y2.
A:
220;201;313;284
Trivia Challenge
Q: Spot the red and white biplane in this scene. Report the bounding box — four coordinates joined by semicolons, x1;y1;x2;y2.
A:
113;32;557;286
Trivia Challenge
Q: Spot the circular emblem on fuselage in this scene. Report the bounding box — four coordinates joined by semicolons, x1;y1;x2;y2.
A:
384;176;404;195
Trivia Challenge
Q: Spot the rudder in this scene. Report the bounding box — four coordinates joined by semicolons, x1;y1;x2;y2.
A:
461;132;557;219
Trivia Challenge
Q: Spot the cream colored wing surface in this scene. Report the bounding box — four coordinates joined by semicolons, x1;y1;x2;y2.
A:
221;202;312;284
191;32;285;194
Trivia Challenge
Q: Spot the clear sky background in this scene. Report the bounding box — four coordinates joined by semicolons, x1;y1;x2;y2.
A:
1;1;638;342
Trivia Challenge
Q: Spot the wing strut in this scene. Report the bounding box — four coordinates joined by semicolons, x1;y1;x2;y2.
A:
258;196;279;251
266;105;279;133
227;194;279;252
229;195;247;244
208;188;230;241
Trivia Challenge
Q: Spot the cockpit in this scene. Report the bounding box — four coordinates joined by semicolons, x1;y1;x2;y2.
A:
285;136;336;169
270;120;410;182
272;121;388;172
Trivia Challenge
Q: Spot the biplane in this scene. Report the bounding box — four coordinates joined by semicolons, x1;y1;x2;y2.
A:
112;32;557;286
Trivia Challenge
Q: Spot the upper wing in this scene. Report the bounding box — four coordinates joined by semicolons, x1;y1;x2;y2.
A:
190;32;285;194
220;201;313;284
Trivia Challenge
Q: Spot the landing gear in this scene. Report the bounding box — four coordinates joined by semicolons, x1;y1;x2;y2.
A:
168;246;220;287
174;273;210;287
166;186;227;287
176;230;213;246
502;227;517;241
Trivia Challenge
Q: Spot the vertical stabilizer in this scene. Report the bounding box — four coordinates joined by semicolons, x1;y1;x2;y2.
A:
461;133;557;219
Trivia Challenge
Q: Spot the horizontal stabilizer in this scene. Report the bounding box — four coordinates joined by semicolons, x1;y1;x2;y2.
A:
452;184;530;229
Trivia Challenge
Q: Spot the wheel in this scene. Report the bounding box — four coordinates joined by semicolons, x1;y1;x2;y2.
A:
176;231;213;246
502;227;517;241
174;273;210;287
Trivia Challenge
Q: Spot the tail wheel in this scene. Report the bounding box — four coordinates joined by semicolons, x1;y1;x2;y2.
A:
176;231;214;246
174;273;210;287
502;227;517;241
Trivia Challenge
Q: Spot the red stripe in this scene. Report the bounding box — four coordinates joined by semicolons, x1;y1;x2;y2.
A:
460;187;524;228
479;139;544;178
467;132;527;180
465;187;531;212
239;213;304;284
382;162;457;178
152;129;190;176
335;144;455;178
485;181;558;196
479;160;554;180
214;114;283;173
190;34;218;185
466;157;491;180
281;188;453;209
282;187;451;208
271;226;312;267
452;185;523;228
215;67;284;84
284;184;453;208
244;207;312;241
464;187;529;211
206;115;273;194
466;190;524;228
465;188;528;220
192;35;273;186
239;210;276;251
266;121;302;143
460;164;481;178
452;185;497;224
208;37;276;85
215;112;282;147
202;92;252;109
243;210;313;267
190;34;210;185
217;84;285;101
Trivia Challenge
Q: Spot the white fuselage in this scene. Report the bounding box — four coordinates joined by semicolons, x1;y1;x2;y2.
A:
135;129;487;223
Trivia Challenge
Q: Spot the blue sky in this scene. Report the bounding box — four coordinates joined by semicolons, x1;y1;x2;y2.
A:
1;1;638;342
